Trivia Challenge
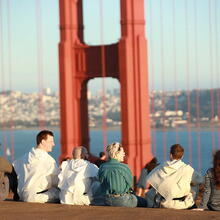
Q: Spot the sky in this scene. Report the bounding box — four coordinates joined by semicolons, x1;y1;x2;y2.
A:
0;0;220;94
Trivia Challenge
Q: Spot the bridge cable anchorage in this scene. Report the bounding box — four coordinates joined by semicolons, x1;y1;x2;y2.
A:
159;0;167;161
214;0;220;150
208;0;216;154
149;0;156;156
7;0;15;161
194;0;201;172
35;0;45;130
99;0;108;151
185;0;192;166
0;0;8;159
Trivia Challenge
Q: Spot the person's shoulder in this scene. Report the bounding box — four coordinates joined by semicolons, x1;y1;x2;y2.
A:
178;160;192;170
44;152;56;164
99;160;128;169
99;160;110;168
120;162;129;168
87;160;99;169
60;160;69;170
183;163;195;174
117;162;131;172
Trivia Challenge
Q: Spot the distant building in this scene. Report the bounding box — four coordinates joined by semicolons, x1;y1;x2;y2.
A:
43;88;51;95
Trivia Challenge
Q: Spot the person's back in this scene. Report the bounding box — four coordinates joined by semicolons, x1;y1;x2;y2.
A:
58;146;99;205
146;144;203;209
99;158;132;196
199;150;220;211
13;130;59;203
98;142;147;207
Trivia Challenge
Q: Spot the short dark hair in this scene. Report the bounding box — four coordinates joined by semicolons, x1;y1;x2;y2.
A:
99;152;105;158
144;157;158;171
36;130;54;145
170;144;184;160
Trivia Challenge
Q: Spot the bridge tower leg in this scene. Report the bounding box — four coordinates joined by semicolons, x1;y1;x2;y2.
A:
58;0;153;177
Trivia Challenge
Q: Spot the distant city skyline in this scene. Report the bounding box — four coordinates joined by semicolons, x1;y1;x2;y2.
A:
0;0;219;94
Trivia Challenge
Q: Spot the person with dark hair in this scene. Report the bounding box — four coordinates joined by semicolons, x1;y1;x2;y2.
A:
13;130;59;203
0;157;19;201
145;144;203;209
95;152;106;168
136;157;159;197
199;150;220;211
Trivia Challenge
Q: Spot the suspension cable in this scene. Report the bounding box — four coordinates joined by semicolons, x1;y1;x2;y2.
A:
159;0;167;161
7;0;14;161
208;0;216;153
35;0;45;130
99;0;107;149
194;0;201;172
148;0;156;155
172;0;179;143
214;0;220;150
0;0;7;159
185;0;192;165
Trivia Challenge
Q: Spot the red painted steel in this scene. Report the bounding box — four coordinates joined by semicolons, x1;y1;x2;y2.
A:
58;0;153;177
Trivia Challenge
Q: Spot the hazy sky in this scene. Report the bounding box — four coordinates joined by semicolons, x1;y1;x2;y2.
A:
0;0;219;94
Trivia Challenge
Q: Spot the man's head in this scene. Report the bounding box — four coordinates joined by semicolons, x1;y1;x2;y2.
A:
36;130;55;152
106;142;125;162
170;144;184;160
72;146;89;160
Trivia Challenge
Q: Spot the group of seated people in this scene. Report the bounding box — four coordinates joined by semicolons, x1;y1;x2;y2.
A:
0;129;220;211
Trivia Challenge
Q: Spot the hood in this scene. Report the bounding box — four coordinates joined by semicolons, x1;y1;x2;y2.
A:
146;159;191;200
22;147;47;165
161;160;185;175
58;159;98;190
68;159;88;173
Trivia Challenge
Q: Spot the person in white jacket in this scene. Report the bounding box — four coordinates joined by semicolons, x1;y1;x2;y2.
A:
58;146;99;205
145;144;203;209
13;130;59;203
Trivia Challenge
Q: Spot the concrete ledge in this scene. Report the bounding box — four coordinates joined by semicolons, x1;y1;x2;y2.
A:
0;201;219;220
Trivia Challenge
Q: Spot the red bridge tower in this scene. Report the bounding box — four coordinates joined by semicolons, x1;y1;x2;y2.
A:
58;0;153;177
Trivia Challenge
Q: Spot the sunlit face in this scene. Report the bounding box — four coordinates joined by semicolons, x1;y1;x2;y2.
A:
117;147;125;162
42;135;55;152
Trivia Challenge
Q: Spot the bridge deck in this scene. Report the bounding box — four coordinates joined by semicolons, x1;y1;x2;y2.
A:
0;201;219;220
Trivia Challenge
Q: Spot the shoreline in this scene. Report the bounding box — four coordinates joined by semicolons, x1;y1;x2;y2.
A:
2;125;219;132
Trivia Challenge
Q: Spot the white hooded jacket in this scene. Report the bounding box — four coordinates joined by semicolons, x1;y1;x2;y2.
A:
146;160;203;209
58;159;99;205
13;147;59;202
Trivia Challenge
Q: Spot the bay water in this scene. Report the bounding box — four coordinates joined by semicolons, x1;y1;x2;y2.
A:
0;128;218;175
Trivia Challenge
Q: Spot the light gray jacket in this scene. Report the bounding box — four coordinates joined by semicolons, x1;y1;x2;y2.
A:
200;168;220;211
146;160;203;209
